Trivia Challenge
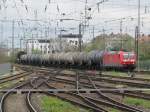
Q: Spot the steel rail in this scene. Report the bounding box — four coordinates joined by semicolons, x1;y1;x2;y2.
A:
49;76;150;102
86;75;144;112
26;91;38;112
15;64;150;81
16;65;150;88
44;82;107;112
46;81;144;112
0;76;45;112
0;72;31;84
0;80;31;112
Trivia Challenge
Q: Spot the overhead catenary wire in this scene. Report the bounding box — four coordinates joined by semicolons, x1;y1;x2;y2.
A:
0;0;150;45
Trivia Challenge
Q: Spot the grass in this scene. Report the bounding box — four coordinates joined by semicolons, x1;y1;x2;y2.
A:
41;96;92;112
123;97;150;109
108;108;120;112
104;71;150;80
0;80;20;89
104;71;128;77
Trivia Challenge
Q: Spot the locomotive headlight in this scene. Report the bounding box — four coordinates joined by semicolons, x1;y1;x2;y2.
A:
123;60;127;62
130;59;135;62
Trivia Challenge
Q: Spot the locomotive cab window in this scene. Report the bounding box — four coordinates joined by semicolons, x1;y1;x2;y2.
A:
129;53;134;59
123;53;135;59
123;54;129;59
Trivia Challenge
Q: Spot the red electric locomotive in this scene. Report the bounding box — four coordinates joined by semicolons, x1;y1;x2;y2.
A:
103;51;136;70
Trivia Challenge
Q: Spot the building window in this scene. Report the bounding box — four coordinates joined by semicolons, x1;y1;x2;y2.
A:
69;40;74;44
75;41;78;45
52;50;55;53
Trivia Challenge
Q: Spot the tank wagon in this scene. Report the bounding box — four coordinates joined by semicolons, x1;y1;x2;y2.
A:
17;50;136;71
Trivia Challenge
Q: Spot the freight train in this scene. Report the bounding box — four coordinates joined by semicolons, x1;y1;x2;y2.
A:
17;50;136;71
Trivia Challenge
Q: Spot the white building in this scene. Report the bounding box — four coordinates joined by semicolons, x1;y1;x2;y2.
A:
66;38;80;47
59;34;83;48
26;37;84;54
26;39;61;54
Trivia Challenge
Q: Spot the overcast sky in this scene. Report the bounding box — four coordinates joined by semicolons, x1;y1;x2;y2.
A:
0;0;150;47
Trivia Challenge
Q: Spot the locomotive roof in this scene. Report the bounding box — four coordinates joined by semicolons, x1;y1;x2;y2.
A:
105;51;135;55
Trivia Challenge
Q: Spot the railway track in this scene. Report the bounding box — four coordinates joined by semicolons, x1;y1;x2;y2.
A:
43;73;145;112
12;64;150;111
15;64;150;77
57;73;150;88
25;76;50;112
26;91;37;112
48;72;150;89
16;65;150;99
45;82;108;112
135;70;150;74
86;75;144;112
97;74;150;82
49;75;150;101
46;69;150;89
46;80;144;112
15;65;150;88
0;80;31;112
0;75;48;112
0;71;31;85
50;70;150;88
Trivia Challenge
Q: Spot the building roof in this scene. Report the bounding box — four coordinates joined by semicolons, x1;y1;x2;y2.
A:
27;39;56;43
38;39;51;43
